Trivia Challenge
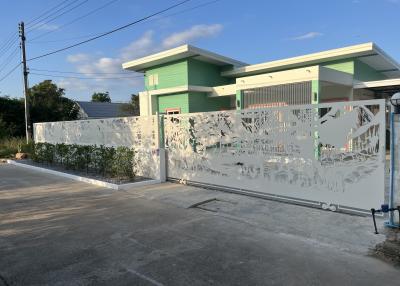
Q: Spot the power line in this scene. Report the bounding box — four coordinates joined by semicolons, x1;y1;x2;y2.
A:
0;62;22;83
28;0;220;44
0;46;20;73
29;68;137;75
30;72;139;80
29;0;121;42
27;0;89;33
27;0;191;61
0;32;18;53
0;34;19;58
26;0;72;26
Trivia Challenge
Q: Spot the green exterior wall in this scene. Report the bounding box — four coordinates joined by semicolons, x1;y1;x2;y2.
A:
157;93;189;113
145;60;188;90
188;92;231;113
322;58;386;81
322;59;354;75
188;59;233;86
145;53;388;115
354;59;387;81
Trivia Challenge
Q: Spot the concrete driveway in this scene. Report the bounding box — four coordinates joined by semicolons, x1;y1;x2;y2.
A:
0;163;399;286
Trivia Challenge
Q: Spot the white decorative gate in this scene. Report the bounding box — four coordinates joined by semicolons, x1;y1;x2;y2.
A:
164;100;386;213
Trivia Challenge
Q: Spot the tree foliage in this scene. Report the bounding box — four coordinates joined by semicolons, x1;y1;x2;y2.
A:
0;80;79;139
120;94;140;116
0;96;25;137
29;80;79;124
91;92;111;102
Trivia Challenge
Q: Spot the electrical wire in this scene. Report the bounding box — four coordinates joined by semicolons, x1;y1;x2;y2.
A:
0;32;18;54
30;72;140;80
29;68;136;75
0;35;19;58
0;46;20;73
0;62;22;83
28;0;220;44
27;0;191;61
29;0;121;42
26;0;72;26
27;0;89;33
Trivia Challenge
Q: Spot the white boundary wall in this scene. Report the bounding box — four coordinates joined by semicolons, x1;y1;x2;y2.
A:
164;99;386;213
33;116;164;180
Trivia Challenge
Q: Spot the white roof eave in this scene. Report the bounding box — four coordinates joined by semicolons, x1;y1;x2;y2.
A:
221;42;400;78
122;44;247;72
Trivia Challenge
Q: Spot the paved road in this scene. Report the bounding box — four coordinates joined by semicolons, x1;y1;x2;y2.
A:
0;164;399;285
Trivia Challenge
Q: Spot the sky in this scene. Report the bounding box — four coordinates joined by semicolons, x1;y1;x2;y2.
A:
0;0;399;102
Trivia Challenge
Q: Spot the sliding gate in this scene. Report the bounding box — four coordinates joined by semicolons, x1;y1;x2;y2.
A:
164;100;386;214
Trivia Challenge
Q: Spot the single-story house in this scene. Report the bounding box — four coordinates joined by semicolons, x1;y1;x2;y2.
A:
122;42;400;116
76;101;133;119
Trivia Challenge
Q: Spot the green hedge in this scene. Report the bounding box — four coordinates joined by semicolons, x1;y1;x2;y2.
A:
32;143;137;179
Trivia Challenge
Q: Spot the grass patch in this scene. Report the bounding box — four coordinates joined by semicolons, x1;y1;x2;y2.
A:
0;137;33;158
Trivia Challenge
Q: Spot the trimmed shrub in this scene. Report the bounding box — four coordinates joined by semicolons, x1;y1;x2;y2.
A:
31;142;136;179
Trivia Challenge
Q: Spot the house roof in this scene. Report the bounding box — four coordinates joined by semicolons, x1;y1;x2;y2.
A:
221;42;400;78
122;44;247;72
76;101;131;118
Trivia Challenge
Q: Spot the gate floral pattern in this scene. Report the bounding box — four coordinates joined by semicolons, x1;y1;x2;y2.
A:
164;100;385;212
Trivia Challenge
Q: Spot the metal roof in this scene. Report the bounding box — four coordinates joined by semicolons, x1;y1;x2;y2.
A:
76;101;132;119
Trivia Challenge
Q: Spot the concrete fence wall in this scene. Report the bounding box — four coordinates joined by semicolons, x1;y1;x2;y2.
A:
33;116;165;180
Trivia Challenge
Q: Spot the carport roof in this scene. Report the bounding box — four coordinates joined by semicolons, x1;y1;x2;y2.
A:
221;42;400;78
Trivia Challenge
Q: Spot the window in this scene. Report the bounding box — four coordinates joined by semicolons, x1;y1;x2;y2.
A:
165;108;180;115
148;74;159;86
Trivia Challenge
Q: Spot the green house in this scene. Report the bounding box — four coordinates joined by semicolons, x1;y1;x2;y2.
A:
122;43;400;116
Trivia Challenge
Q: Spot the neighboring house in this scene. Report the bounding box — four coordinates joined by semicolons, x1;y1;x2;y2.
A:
122;43;400;116
75;101;133;119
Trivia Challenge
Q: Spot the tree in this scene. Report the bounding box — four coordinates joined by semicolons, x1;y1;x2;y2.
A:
0;80;78;139
120;94;140;116
29;80;79;124
91;92;111;102
0;96;25;138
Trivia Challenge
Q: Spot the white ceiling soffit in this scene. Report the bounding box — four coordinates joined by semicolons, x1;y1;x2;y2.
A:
383;70;400;78
358;54;400;78
353;78;400;89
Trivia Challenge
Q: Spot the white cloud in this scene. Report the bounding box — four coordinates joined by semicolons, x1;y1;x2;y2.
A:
162;24;223;48
290;32;323;41
120;31;155;61
67;53;91;63
63;24;223;95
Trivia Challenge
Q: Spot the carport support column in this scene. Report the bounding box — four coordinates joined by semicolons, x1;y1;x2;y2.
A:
311;80;320;159
157;113;166;182
389;112;400;226
236;90;242;110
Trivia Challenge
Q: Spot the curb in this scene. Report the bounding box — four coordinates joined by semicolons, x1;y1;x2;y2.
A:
7;160;161;190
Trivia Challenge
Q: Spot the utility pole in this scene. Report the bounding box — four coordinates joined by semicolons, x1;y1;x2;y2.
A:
19;21;32;143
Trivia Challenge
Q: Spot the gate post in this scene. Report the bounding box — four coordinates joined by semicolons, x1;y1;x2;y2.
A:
156;112;166;182
388;93;400;227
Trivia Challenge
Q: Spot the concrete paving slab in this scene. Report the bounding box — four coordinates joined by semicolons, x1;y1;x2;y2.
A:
0;164;399;286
